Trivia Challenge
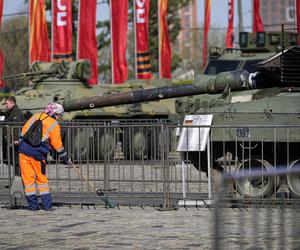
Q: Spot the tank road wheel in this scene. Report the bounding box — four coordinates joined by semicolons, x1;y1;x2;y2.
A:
234;159;280;198
124;127;149;160
287;159;300;198
72;128;93;161
97;130;115;160
132;130;147;159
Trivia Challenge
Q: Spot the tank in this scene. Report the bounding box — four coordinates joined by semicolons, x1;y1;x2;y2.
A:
59;45;300;199
0;59;261;161
0;60;185;158
176;31;298;114
178;45;300;198
1;60;180;121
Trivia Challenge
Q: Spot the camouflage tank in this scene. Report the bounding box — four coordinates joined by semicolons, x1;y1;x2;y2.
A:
0;60;186;159
176;31;298;114
178;44;300;198
58;45;300;198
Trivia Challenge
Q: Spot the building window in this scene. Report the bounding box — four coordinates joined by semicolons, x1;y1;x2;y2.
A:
286;6;295;21
281;7;286;20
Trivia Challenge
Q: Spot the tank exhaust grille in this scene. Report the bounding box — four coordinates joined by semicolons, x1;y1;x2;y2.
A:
281;46;300;85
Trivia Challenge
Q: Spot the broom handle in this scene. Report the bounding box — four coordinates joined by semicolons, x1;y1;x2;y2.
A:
68;159;97;192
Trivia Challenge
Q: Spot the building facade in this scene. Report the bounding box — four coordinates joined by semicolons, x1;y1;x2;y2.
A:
177;0;198;64
260;0;296;31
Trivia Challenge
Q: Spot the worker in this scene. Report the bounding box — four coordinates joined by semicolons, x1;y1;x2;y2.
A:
4;96;24;176
19;103;69;211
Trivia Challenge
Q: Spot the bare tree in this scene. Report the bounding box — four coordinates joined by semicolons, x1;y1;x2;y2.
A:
0;15;29;90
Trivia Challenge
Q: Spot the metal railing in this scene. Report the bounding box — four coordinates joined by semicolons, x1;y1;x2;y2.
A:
0;122;299;208
213;167;300;250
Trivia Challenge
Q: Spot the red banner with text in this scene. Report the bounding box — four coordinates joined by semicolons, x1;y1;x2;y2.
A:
0;0;3;29
296;0;300;45
0;50;4;88
226;0;234;48
111;0;128;84
0;0;4;88
159;0;171;79
253;0;264;32
297;0;300;31
135;0;152;79
203;0;211;68
77;0;98;85
52;0;73;61
29;0;50;63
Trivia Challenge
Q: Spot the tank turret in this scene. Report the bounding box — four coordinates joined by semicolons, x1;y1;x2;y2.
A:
3;60;92;83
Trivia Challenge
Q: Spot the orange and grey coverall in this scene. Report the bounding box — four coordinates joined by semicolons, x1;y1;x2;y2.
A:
19;112;68;210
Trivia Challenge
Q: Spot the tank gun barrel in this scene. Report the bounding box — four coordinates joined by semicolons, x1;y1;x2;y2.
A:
2;69;56;81
63;70;253;112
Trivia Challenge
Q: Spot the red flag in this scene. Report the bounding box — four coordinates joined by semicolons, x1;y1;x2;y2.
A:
29;0;50;63
52;0;73;61
297;0;300;44
0;0;4;87
110;0;128;84
77;0;98;85
226;0;234;48
0;50;4;88
135;0;152;79
253;0;264;32
0;0;3;30
159;0;171;79
203;0;211;68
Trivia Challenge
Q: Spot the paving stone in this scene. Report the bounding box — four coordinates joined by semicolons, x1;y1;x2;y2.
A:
0;206;300;249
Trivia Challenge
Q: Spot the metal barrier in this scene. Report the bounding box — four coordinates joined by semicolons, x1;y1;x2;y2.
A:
0;122;299;208
213;167;300;250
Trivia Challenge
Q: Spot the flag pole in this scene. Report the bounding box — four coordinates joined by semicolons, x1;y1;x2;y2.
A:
237;0;243;33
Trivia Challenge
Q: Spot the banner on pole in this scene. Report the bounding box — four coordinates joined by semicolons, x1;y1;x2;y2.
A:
52;0;73;61
297;0;300;30
253;0;264;32
110;0;128;84
159;0;171;79
0;50;4;88
135;0;152;79
226;0;234;48
29;0;50;63
77;0;98;85
0;0;3;30
0;0;4;87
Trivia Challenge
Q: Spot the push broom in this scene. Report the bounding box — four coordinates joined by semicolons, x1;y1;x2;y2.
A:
68;160;115;208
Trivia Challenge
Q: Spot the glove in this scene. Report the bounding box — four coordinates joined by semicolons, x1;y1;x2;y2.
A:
58;150;69;165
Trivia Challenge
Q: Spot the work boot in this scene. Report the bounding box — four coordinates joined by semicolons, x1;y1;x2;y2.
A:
25;194;40;211
40;193;53;210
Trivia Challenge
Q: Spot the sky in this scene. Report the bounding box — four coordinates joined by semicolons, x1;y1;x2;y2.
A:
198;0;252;29
2;0;253;30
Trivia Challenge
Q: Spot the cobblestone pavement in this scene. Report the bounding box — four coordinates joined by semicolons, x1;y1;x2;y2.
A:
0;206;300;250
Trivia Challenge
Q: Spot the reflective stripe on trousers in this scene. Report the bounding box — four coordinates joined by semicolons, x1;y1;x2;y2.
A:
19;153;50;196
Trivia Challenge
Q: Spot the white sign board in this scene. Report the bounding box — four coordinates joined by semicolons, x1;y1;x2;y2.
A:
176;115;213;152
